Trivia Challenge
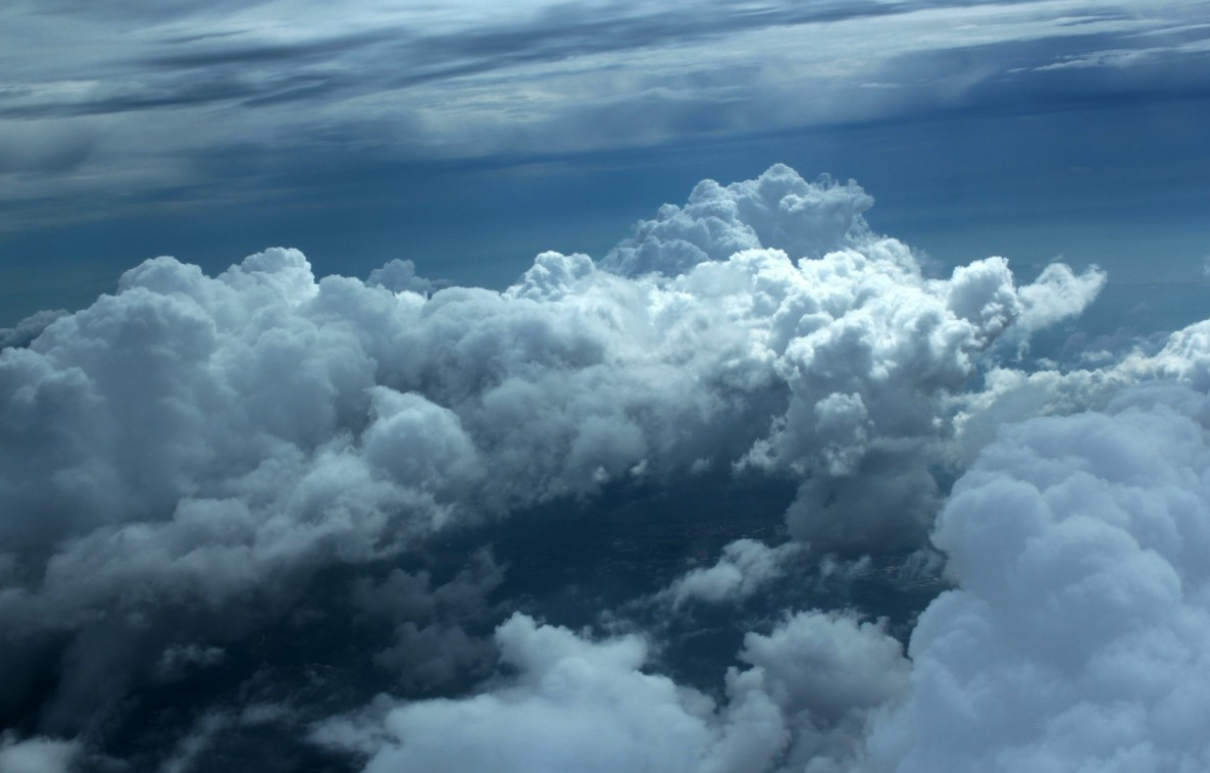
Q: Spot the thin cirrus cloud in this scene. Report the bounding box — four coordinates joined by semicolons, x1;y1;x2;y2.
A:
2;0;1208;231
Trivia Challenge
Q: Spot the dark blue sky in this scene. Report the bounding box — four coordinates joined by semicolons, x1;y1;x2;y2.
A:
3;0;1209;325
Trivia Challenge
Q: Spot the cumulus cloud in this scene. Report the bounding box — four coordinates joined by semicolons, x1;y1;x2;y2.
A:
313;612;785;773
366;259;436;295
321;350;1210;773
316;609;912;773
0;164;1109;763
1016;262;1107;333
602;166;875;277
864;381;1210;772
664;538;806;608
740;612;909;773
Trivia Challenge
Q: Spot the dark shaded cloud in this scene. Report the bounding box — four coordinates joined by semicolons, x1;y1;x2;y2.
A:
0;310;68;351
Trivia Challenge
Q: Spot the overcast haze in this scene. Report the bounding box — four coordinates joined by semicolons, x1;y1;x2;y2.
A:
4;2;1210;772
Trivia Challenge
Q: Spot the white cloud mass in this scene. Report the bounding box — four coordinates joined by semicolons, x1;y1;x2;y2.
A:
864;382;1210;772
20;163;1210;772
315;609;911;773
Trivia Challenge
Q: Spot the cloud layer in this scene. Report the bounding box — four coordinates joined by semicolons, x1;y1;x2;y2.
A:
0;163;1174;771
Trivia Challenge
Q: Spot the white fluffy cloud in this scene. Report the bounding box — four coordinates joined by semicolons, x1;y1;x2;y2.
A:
864;381;1210;772
0;165;1107;757
602;166;875;277
316;609;911;773
313;612;787;773
665;538;805;607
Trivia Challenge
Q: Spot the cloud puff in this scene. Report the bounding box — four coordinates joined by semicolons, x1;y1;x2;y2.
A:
353;549;504;693
317;609;912;773
366;259;436;295
0;733;79;773
864;381;1210;772
739;611;909;773
314;612;788;773
664;538;806;608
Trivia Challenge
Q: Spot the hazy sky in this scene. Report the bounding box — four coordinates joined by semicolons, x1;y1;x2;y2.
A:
3;0;1209;322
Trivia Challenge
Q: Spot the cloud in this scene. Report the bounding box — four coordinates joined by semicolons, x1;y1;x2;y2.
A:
739;611;909;773
313;612;786;773
0;310;69;351
0;122;95;173
317;352;1210;773
1016;261;1108;334
601;166;875;276
0;734;79;773
0;164;1107;762
315;609;913;773
366;258;436;295
0;1;991;120
354;549;504;692
664;538;806;608
864;380;1210;772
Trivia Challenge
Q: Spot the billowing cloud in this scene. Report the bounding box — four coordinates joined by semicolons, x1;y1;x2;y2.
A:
315;609;912;773
0;164;1112;764
864;380;1210;772
601;168;875;276
315;612;786;773
739;611;909;773
353;548;504;692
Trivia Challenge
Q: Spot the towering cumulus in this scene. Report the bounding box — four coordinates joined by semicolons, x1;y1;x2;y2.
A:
8;165;1205;772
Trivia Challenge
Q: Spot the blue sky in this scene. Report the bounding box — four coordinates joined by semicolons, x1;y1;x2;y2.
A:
2;0;1209;324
